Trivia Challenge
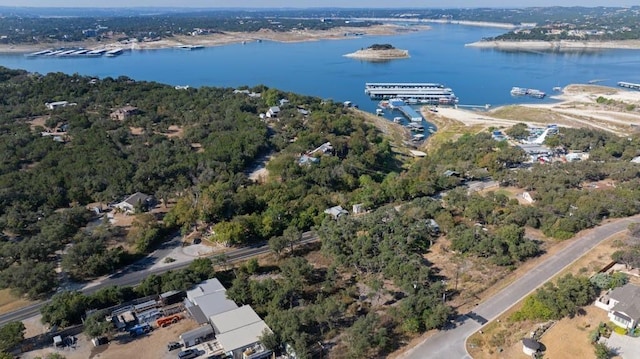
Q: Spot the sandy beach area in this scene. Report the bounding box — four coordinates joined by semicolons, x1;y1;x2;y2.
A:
0;24;424;54
423;84;640;149
466;39;640;51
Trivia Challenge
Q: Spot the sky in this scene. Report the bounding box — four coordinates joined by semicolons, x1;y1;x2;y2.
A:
0;1;636;8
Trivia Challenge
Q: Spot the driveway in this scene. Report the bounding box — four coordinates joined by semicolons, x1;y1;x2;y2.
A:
605;332;640;359
400;215;640;359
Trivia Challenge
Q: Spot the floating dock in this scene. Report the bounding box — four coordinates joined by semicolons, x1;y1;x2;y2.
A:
398;105;424;122
618;81;640;91
105;48;124;57
25;49;52;57
365;83;458;105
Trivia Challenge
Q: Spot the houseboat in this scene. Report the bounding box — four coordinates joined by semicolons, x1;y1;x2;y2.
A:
510;87;546;99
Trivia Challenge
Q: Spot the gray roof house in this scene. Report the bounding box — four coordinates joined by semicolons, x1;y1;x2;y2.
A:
266;106;280;118
324;205;348;220
595;283;640;330
114;192;155;214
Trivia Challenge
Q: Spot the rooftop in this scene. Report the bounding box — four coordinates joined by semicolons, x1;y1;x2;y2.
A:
209;305;262;334
193;291;238;318
215;321;271;352
610;284;640;320
186;278;226;301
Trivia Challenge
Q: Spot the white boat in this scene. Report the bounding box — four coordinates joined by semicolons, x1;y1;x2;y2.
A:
393;117;402;123
412;134;425;141
376;109;384;116
429;107;438;113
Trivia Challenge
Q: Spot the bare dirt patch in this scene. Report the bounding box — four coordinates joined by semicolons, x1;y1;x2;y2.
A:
26;116;51;131
21;318;199;359
159;125;184;138
541;306;610;359
129;127;144;136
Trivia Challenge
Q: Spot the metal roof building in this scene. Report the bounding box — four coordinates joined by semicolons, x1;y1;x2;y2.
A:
209;305;262;334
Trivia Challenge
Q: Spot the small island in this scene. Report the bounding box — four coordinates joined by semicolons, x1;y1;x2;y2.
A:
344;43;410;61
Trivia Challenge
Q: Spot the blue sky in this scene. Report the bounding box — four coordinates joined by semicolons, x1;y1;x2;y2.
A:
0;1;636;7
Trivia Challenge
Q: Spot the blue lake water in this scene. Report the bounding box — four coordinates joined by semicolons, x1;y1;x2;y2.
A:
1;23;640;116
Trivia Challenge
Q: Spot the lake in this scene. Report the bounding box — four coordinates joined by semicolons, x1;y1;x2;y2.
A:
1;23;639;116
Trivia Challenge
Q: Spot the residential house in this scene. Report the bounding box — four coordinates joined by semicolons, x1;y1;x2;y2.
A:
45;101;75;110
110;105;139;121
324;205;348;220
595;283;640;330
113;192;155;214
308;142;333;155
266;106;280;118
298;154;319;166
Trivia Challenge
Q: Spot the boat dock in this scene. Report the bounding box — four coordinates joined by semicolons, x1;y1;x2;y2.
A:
105;48;124;57
25;49;52;57
398;105;423;122
618;81;640;91
365;82;458;105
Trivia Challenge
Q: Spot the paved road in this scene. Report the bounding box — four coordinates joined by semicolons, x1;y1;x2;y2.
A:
0;231;318;326
401;215;640;359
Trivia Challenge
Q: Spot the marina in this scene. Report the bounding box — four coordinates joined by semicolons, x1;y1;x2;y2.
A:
25;47;124;58
365;82;458;105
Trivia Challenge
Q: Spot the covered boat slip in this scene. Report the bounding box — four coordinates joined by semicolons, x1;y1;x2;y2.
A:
365;82;458;104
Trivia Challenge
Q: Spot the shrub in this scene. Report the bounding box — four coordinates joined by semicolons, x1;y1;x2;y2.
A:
612;325;627;335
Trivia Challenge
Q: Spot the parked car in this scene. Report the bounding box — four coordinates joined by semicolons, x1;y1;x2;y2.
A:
177;349;200;359
167;341;183;351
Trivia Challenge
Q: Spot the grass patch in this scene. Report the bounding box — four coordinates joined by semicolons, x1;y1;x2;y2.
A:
0;289;33;315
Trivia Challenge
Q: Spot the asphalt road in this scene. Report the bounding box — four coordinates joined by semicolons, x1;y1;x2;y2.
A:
0;231;319;327
402;215;640;359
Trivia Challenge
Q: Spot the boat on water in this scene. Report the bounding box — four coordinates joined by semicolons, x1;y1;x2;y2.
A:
378;100;390;109
393;117;402;123
429;106;438;113
412;134;426;142
365;82;458;105
376;109;384;116
406;123;424;132
428;128;436;134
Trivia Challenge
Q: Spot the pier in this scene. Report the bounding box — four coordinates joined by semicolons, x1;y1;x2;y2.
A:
618;81;640;91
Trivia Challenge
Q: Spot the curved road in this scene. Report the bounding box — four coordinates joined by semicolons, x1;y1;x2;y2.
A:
0;232;318;326
401;215;640;359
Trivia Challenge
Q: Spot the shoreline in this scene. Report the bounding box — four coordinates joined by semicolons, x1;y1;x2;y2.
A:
466;39;640;51
0;24;427;54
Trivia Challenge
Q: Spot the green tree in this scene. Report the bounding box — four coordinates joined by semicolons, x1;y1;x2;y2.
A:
83;312;112;338
0;321;25;353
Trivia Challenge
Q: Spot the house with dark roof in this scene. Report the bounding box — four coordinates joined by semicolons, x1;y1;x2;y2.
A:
113;192;155;214
595;283;640;330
